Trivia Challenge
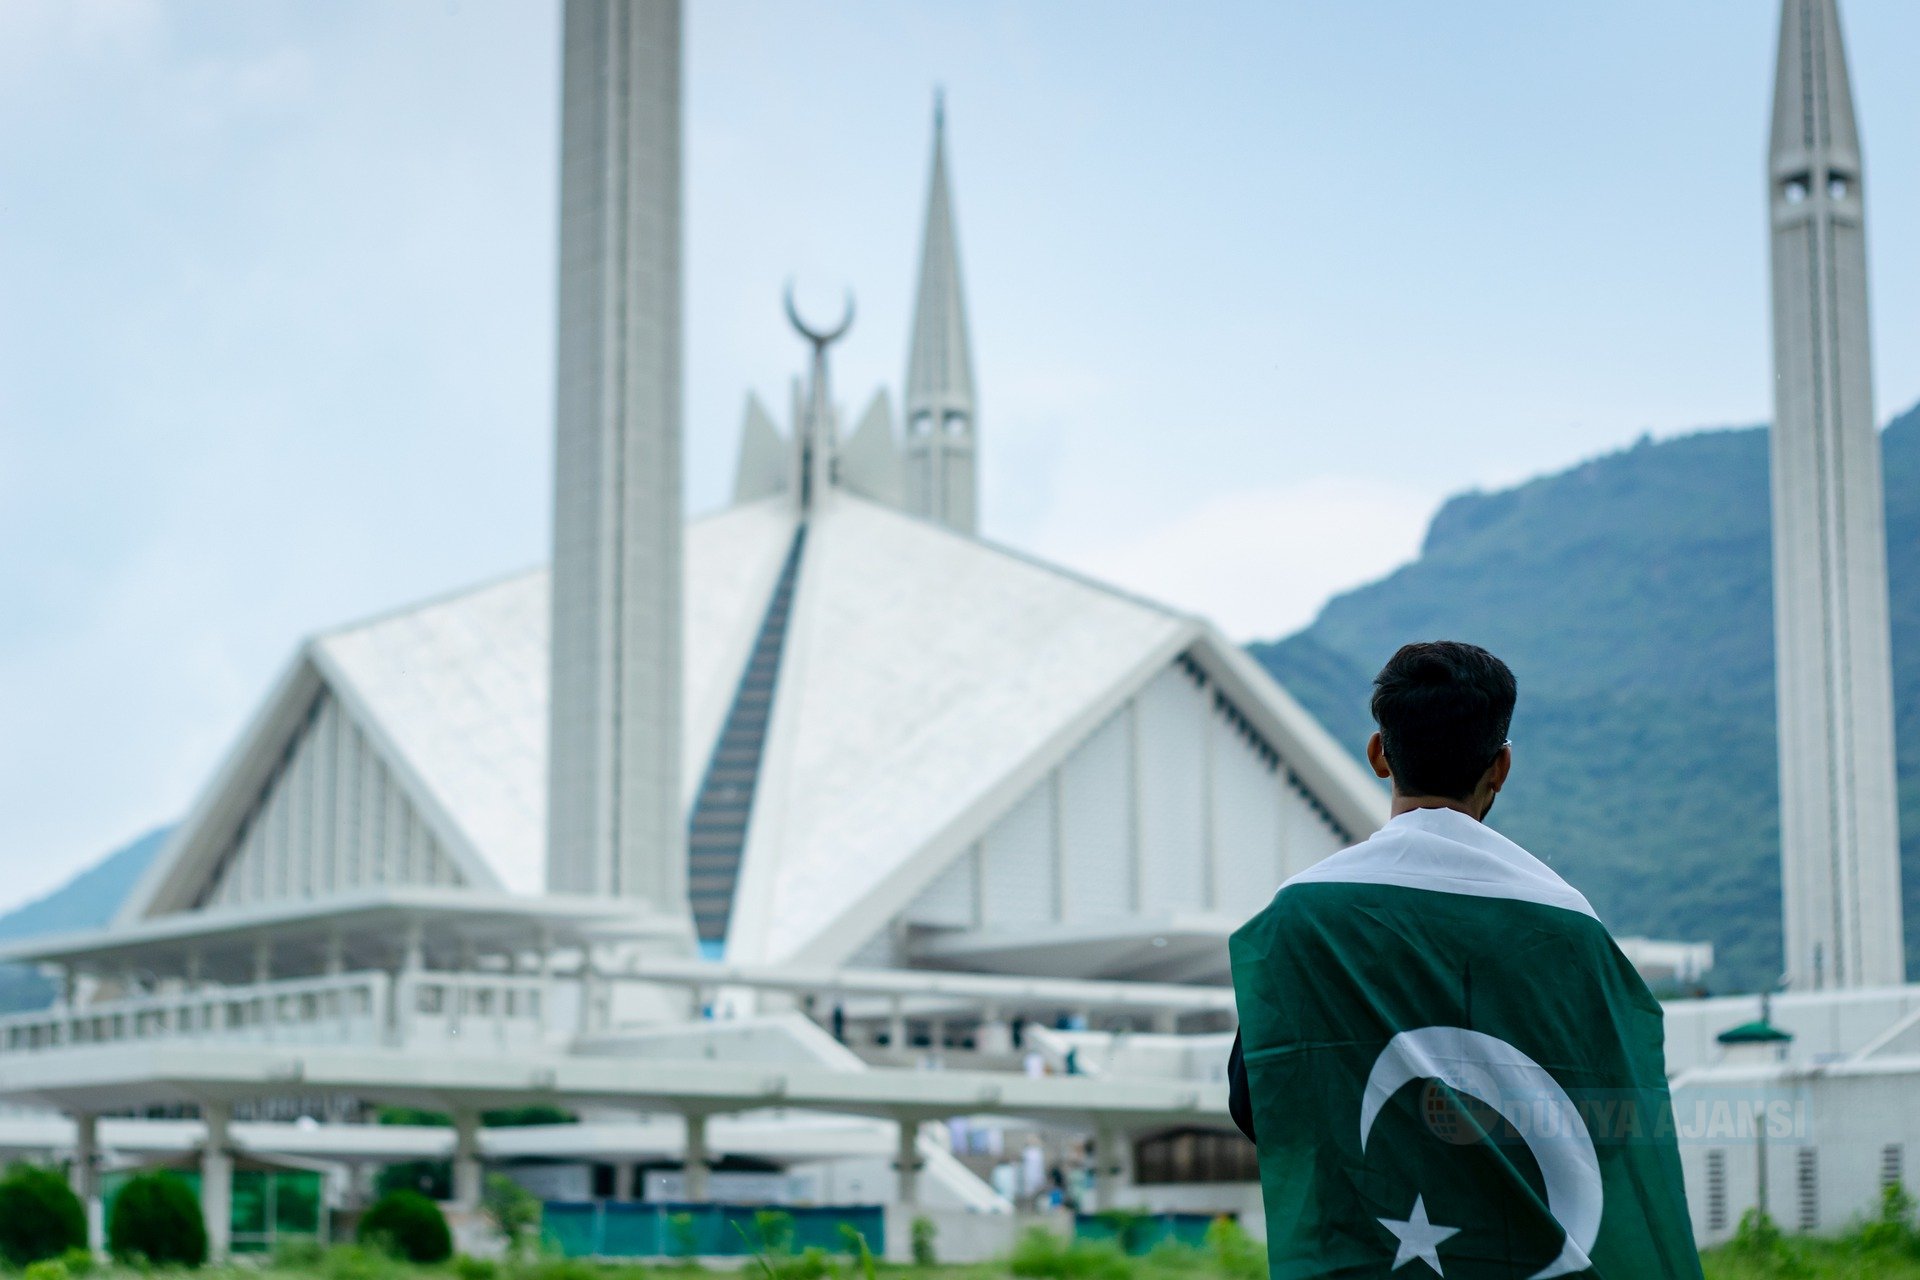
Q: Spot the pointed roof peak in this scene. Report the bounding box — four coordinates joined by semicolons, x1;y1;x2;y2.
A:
1770;0;1860;167
905;93;975;422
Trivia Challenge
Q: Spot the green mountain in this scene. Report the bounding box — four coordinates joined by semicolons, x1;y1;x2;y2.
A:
1252;401;1920;993
0;826;168;1011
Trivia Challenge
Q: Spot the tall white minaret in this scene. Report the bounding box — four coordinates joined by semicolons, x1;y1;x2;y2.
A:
546;0;687;914
903;94;978;535
1767;0;1902;990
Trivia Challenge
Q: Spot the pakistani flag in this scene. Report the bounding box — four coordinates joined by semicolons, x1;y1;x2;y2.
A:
1230;807;1702;1279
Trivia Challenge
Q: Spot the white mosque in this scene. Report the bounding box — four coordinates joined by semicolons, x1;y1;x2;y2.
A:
0;0;1915;1262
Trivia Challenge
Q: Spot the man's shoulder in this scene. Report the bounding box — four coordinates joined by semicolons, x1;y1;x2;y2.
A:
1275;808;1599;921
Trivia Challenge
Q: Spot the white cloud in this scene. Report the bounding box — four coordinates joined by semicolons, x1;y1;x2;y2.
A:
1035;477;1437;643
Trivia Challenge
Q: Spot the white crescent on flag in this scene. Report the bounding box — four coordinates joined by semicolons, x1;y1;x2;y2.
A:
1360;1025;1604;1280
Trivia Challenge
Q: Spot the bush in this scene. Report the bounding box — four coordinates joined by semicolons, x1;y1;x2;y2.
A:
322;1243;409;1280
1204;1217;1264;1280
1008;1228;1130;1280
451;1255;498;1280
909;1215;938;1268
751;1210;795;1255
272;1238;326;1270
1855;1180;1918;1251
59;1247;96;1277
358;1189;452;1264
23;1261;68;1280
668;1212;700;1260
108;1171;207;1268
836;1224;875;1280
0;1163;88;1266
773;1247;829;1280
1730;1207;1784;1257
482;1174;540;1254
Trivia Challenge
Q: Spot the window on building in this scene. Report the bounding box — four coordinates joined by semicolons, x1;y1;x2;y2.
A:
1706;1149;1727;1233
1132;1128;1259;1185
1883;1144;1904;1193
1796;1147;1819;1233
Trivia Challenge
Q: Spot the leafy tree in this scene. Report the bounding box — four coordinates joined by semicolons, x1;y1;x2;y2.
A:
109;1171;208;1268
0;1163;87;1266
358;1189;452;1264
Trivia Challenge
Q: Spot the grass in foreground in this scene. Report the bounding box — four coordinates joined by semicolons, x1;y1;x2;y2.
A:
34;1198;1920;1280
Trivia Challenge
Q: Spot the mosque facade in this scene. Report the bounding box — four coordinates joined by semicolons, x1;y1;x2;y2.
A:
0;0;1914;1262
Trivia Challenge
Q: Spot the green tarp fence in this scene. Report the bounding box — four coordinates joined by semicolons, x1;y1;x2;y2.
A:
1073;1212;1220;1255
102;1169;324;1254
542;1202;885;1258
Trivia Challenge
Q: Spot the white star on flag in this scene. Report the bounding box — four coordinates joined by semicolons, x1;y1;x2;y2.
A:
1377;1194;1461;1274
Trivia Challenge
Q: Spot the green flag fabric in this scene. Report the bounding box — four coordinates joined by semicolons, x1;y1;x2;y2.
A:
1229;807;1702;1279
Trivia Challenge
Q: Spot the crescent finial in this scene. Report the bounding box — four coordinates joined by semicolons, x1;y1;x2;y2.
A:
784;281;855;347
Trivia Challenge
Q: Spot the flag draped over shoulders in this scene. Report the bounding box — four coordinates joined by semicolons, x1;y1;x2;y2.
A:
1229;808;1702;1280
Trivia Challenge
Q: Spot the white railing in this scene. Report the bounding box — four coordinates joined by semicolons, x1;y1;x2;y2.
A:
0;970;553;1056
0;972;391;1053
395;971;551;1051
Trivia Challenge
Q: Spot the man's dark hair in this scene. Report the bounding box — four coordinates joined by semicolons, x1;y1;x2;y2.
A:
1370;641;1516;799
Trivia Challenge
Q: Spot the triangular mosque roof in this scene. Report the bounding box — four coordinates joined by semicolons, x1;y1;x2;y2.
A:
119;489;1383;964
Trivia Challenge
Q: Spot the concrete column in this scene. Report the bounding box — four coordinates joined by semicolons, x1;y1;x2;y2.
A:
401;920;425;974
976;1018;1012;1055
1095;1122;1122;1211
452;1110;483;1211
201;1103;233;1262
71;1113;102;1254
577;958;599;1037
888;1000;907;1053
323;932;346;977
611;1161;636;1202
1151;1010;1178;1035
683;1113;710;1202
251;937;272;985
895;1118;923;1207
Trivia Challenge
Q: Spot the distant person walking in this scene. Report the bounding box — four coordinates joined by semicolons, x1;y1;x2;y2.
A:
1228;641;1701;1278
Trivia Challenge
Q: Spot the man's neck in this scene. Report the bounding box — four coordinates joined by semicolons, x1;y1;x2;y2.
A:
1390;795;1488;822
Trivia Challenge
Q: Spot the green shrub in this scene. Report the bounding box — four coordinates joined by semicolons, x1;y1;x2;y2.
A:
1143;1239;1204;1273
1008;1228;1130;1280
752;1210;795;1255
374;1161;451;1202
773;1246;829;1280
322;1242;408;1280
1730;1207;1784;1257
1204;1217;1264;1280
1855;1180;1919;1251
836;1224;875;1280
668;1212;700;1260
0;1164;88;1266
108;1171;207;1268
58;1246;96;1277
272;1238;326;1270
357;1189;452;1264
451;1254;498;1280
909;1215;938;1268
482;1174;540;1254
23;1259;69;1280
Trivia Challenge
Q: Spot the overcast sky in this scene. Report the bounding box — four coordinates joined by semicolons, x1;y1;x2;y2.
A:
4;0;1919;912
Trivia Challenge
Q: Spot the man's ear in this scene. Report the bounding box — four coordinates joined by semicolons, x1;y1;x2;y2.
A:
1366;731;1392;781
1486;742;1513;794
